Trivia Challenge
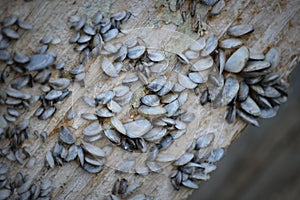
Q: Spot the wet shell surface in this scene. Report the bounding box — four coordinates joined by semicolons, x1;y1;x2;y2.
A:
123;120;152;138
224;46;249;73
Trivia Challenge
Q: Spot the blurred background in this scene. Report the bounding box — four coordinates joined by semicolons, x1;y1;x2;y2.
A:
190;64;300;200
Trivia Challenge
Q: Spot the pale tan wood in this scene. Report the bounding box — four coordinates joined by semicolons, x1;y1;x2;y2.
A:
0;0;299;199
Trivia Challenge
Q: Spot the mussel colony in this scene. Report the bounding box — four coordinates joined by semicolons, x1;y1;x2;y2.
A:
0;1;289;199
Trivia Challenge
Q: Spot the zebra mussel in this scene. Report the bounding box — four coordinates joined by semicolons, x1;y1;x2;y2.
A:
68;10;131;64
105;178;150;200
0;163;52;199
194;23;288;127
169;133;225;190
0;1;291;198
169;0;225;33
0;12;72;187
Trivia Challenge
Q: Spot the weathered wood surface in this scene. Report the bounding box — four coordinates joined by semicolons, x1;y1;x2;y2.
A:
0;0;299;199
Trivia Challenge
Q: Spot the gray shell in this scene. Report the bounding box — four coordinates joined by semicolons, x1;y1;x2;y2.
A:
25;54;55;71
123;119;152;138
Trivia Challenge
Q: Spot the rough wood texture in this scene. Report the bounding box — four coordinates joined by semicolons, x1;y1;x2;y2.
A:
0;0;299;199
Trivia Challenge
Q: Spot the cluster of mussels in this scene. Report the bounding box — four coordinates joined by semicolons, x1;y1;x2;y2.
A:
47;25;234;193
67;10;131;86
205;28;287;127
46;36;199;175
45;125;109;174
173;23;288;127
0;163;52;200
0;14;74;199
43;11;147;174
0;3;290;199
169;0;225;33
0;13;73;170
105;178;150;200
167;24;288;190
170;134;224;190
